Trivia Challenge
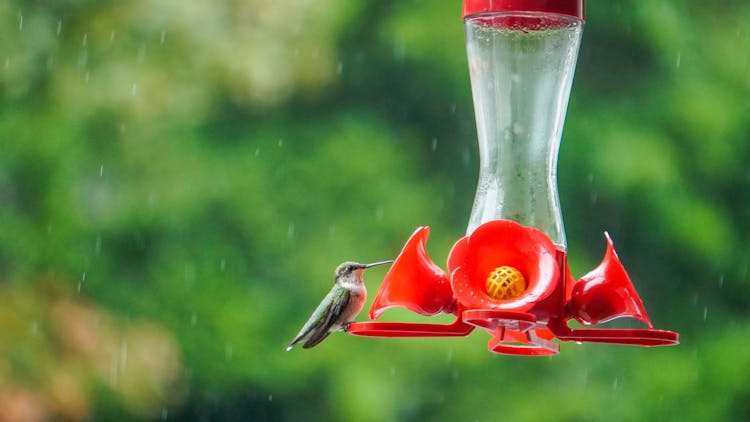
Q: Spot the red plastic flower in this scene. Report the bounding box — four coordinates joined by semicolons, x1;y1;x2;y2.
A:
369;227;454;319
448;220;560;312
567;233;652;327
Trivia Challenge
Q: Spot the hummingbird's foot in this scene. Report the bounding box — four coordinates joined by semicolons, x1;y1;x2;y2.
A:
343;322;352;332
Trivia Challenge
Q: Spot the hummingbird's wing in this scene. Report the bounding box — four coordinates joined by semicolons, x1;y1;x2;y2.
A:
287;287;351;350
302;288;351;349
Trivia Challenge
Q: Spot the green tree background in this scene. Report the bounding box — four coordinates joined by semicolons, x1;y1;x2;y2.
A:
1;1;749;420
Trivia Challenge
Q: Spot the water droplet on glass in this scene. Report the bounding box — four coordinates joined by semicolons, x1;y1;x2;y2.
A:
190;313;197;326
160;30;166;45
268;394;273;402
502;127;512;142
56;19;62;36
431;138;438;152
336;61;343;75
82;32;88;47
161;408;168;420
18;13;23;31
287;223;295;239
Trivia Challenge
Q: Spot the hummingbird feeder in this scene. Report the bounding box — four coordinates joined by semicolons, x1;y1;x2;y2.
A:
347;0;679;355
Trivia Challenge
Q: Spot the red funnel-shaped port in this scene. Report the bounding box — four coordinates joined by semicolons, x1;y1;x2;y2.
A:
567;233;653;327
369;227;455;319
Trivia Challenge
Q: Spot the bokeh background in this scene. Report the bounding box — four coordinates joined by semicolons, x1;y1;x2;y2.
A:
1;1;749;421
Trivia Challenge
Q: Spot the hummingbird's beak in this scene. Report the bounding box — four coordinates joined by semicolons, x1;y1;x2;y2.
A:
363;260;394;269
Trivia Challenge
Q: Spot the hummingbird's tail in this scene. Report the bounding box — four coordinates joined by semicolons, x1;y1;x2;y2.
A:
286;333;306;351
286;329;332;351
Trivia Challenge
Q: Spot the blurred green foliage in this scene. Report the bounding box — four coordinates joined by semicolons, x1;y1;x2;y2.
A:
1;0;749;420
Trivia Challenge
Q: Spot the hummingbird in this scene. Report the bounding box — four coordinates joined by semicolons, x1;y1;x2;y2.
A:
287;260;393;351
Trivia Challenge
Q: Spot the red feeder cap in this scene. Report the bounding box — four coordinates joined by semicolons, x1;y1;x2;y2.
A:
463;0;584;20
